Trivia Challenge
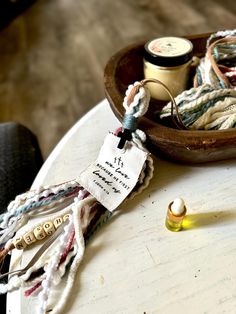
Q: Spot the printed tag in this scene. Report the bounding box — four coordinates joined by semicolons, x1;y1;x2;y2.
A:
77;133;148;211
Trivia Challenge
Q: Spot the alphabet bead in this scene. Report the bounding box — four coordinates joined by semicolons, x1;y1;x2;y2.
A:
33;226;46;240
12;215;66;252
13;237;27;250
43;221;55;235
23;231;37;245
63;214;70;222
53;217;63;229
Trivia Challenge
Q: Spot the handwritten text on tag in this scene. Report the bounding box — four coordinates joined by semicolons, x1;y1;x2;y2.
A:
77;133;148;211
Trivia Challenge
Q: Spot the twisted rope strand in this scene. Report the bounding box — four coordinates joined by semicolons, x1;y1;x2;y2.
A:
0;77;156;314
160;30;236;130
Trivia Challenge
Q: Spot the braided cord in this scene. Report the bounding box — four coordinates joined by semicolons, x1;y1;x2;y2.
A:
160;30;236;130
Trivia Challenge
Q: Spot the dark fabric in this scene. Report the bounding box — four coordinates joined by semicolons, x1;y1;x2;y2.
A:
0;122;43;312
0;122;43;213
0;0;36;29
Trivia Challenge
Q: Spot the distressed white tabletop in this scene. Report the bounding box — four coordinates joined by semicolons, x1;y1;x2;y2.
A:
7;99;236;314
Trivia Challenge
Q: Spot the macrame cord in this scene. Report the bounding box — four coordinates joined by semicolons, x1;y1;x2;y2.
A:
160;29;236;130
0;82;154;314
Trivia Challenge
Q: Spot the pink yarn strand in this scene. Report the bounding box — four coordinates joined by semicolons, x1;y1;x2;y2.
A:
59;228;75;265
25;281;42;297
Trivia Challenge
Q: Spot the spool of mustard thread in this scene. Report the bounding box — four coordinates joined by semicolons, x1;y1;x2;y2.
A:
165;198;187;232
143;37;193;100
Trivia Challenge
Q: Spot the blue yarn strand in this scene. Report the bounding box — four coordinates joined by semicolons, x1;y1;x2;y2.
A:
123;114;138;131
15;186;78;216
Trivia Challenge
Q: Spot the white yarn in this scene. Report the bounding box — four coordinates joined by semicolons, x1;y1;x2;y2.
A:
174;84;211;104
191;97;236;129
37;216;74;314
207;29;236;47
0;180;79;232
29;194;75;217
122;82;154;200
161;87;236;117
0;263;47;294
37;194;95;314
0;274;23;294
23;243;78;292
0;234;76;296
49;196;88;314
0;217;22;244
52;243;78;286
203;56;212;86
0;197;70;245
0;194;89;299
132;129;146;146
220;113;236;129
0;182;81;246
226;70;236;78
123;82;150;118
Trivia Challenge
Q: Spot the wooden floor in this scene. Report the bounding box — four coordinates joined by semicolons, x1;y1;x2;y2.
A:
0;0;235;158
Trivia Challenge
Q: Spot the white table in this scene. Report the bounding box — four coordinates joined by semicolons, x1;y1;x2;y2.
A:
7;99;236;314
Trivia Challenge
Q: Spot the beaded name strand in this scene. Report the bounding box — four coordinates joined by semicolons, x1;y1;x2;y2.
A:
0;80;155;314
13;214;70;250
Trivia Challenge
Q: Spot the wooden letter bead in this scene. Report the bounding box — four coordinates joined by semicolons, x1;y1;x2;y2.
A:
63;214;70;222
13;237;27;250
33;226;46;240
43;221;55;235
23;231;37;245
53;217;63;229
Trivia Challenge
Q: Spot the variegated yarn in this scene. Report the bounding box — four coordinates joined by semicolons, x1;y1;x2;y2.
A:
160;29;236;130
122;81;154;198
0;82;154;314
160;84;236;130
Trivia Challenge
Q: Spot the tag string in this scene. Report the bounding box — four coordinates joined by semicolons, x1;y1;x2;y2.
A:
141;78;187;129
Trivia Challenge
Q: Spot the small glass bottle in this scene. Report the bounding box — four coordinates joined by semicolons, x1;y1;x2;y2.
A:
165;198;187;232
143;37;193;101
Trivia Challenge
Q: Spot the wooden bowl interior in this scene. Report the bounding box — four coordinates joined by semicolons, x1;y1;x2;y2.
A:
105;34;208;122
104;33;236;163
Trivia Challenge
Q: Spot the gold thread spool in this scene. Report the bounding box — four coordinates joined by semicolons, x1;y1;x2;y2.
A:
165;200;187;232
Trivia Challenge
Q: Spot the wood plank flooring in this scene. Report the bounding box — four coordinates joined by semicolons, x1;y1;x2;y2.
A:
0;0;235;158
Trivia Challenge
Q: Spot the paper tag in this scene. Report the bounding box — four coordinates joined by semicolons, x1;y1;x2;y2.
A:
77;133;148;211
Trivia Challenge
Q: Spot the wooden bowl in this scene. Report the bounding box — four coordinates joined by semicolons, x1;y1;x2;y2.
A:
104;33;236;164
